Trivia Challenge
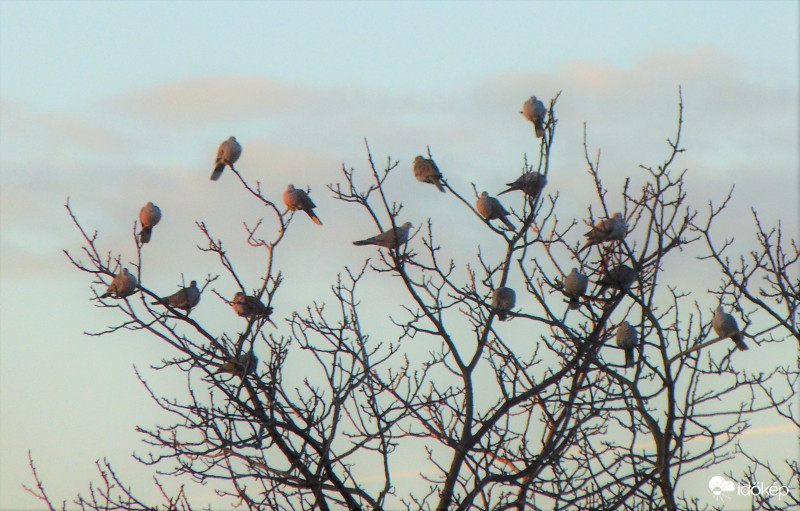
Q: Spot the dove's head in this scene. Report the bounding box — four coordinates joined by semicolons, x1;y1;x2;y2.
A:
229;136;237;141
121;268;130;276
569;267;579;275
612;212;623;220
190;280;198;288
480;191;489;198
716;305;724;314
287;184;296;191
402;222;413;230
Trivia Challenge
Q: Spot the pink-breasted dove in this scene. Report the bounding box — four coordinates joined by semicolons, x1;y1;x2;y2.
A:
615;321;638;367
597;265;638;294
100;268;138;298
152;280;200;312
283;185;322;225
521;96;547;138
581;213;627;251
564;267;589;310
491;286;516;321
413;156;445;192
139;202;162;244
216;351;258;377
498;172;547;200
353;222;413;249
210;136;242;181
712;306;749;350
476;191;515;230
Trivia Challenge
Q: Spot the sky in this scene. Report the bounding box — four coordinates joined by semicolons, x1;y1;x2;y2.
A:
0;1;798;509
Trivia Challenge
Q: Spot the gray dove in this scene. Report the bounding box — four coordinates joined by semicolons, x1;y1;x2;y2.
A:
138;202;162;244
353;222;413;249
615;321;638;367
564;267;589;310
498;171;547;200
210;136;242;181
491;286;516;321
521;96;547;138
152;280;200;312
581;212;627;251
232;292;275;325
283;185;322;225
712;306;749;350
597;264;638;294
413;156;445;192
100;268;137;298
216;351;258;377
476;191;515;230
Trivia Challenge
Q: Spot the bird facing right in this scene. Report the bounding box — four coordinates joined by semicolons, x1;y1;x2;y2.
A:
353;222;413;249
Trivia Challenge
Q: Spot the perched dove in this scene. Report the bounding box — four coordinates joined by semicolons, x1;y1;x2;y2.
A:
152;280;200;312
597;265;638;294
210;136;242;181
712;306;749;350
353;222;413;249
413;156;445;192
476;191;515;230
491;286;516;321
615;321;638;368
521;96;547;138
564;267;589;310
283;185;322;225
581;213;627;251
138;202;162;244
100;268;137;298
232;292;275;323
216;351;258;377
498;171;547;200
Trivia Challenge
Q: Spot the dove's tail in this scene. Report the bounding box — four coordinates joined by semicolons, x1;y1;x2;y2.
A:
534;122;544;138
731;333;749;351
100;290;113;299
568;297;581;310
306;210;323;226
497;311;508;321
210;162;225;181
435;180;446;193
496;187;513;197
140;226;152;244
500;217;515;230
352;240;371;246
624;348;635;367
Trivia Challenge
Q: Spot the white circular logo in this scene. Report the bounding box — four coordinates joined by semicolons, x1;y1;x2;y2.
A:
708;475;736;496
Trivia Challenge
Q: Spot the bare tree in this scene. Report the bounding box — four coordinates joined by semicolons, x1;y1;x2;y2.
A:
27;91;798;510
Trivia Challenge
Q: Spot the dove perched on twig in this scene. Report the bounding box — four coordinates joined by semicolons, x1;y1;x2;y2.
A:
100;268;138;298
712;306;749;350
210;136;242;181
615;321;638;367
581;213;627;251
564;268;589;310
232;292;275;326
498;172;547;200
476;191;515;230
353;222;413;249
151;280;200;312
283;185;322;225
138;202;162;244
491;287;516;321
521;96;547;138
597;265;638;294
216;351;258;377
413;156;445;192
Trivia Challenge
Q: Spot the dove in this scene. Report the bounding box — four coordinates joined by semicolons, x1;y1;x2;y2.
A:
413;156;445;192
151;280;200;312
210;136;242;181
564;267;589;310
216;351;258;377
712;306;749;350
597;265;638;294
498;172;547;200
581;213;627;251
521;96;547;138
232;292;275;324
615;321;638;367
100;268;137;298
491;286;516;321
138;202;162;244
283;185;322;225
476;191;515;230
353;222;413;249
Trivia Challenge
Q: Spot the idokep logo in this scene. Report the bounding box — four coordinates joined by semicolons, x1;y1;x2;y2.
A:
708;475;791;505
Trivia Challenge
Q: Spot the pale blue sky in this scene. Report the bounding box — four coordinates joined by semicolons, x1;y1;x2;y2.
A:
1;1;798;509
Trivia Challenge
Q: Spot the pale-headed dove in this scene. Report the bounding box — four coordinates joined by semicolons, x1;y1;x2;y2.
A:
232;292;275;325
353;222;413;249
597;264;638;294
216;351;258;377
210;136;242;181
564;267;589;310
521;96;547;138
581;213;627;251
498;172;547;200
138;202;162;244
615;321;638;367
283;185;322;225
100;268;138;298
413;156;445;192
152;280;200;312
712;306;749;350
476;191;515;230
491;286;516;321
